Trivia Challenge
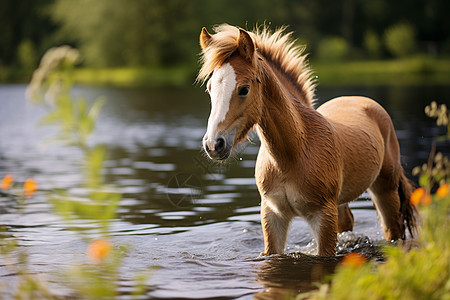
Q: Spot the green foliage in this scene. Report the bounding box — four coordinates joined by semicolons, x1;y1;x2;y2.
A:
26;45;81;104
23;45;152;298
17;39;37;72
2;0;450;73
49;187;120;239
0;0;55;68
66;250;122;300
0;227;56;299
384;23;417;58
29;49;116;219
27;46;122;239
12;252;56;300
310;240;449;300
317;37;349;62
363;30;382;59
315;189;450;300
48;0;201;67
412;102;449;201
425;101;450;140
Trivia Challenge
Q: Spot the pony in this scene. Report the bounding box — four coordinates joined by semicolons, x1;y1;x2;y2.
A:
197;24;418;257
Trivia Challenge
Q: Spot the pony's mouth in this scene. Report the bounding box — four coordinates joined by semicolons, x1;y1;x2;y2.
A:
210;149;231;161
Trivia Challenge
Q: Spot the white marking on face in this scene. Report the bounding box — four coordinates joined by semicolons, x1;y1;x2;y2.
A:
204;63;237;150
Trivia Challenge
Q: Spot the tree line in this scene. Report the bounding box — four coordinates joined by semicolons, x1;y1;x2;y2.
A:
1;0;449;70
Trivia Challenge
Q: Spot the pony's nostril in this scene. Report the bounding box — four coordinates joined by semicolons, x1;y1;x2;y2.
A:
204;136;229;160
215;137;225;153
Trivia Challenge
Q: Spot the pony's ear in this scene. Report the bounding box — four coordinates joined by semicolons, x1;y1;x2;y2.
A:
200;27;212;51
238;28;255;63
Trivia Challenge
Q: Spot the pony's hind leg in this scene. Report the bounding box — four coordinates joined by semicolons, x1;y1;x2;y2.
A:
364;101;416;240
369;175;404;241
337;203;354;233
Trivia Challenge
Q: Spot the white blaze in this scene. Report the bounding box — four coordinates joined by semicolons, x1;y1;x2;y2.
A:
205;63;237;150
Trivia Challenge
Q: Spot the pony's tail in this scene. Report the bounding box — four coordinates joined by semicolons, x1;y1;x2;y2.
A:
398;169;419;238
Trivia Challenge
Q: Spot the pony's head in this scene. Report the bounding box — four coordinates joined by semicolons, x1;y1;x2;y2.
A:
198;25;263;160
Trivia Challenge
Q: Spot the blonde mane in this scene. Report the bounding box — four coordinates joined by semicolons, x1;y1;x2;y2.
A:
198;24;316;107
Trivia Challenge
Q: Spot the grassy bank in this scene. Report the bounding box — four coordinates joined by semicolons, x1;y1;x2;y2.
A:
71;57;450;87
71;65;197;88
312;56;450;86
2;57;449;87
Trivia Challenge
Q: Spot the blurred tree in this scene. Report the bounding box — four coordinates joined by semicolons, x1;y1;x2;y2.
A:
0;0;55;67
364;30;382;59
1;0;449;70
49;0;207;67
17;39;38;71
317;36;349;61
384;23;416;58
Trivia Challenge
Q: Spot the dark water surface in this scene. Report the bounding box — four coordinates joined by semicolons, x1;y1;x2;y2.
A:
0;84;449;299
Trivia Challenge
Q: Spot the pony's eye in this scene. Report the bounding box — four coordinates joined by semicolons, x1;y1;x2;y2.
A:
238;86;250;97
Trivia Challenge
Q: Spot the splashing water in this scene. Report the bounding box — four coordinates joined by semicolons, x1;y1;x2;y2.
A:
300;231;384;260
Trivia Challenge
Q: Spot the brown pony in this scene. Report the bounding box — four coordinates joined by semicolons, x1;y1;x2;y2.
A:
198;24;418;257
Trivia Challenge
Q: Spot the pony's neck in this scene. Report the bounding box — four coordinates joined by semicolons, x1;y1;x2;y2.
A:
256;61;310;165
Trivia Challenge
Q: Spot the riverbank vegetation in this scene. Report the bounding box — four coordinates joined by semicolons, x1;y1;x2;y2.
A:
1;0;450;87
313;56;450;86
2;56;450;87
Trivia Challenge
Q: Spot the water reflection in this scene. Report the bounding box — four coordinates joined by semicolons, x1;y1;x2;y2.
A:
255;254;340;298
0;84;449;298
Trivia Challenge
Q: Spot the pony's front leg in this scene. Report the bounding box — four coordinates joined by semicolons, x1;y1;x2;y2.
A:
308;206;339;257
260;197;292;256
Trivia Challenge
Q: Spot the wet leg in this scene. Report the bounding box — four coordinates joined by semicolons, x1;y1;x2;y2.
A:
307;206;338;257
260;198;292;255
337;203;354;233
369;184;404;241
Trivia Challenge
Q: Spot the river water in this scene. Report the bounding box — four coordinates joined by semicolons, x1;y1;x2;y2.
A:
0;84;448;299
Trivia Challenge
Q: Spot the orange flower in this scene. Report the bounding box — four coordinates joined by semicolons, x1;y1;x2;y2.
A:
1;174;13;190
436;184;449;199
342;253;366;267
24;178;38;197
87;239;112;262
422;194;432;206
410;187;426;206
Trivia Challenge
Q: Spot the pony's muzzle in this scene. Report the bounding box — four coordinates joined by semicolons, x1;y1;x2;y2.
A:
203;134;231;160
